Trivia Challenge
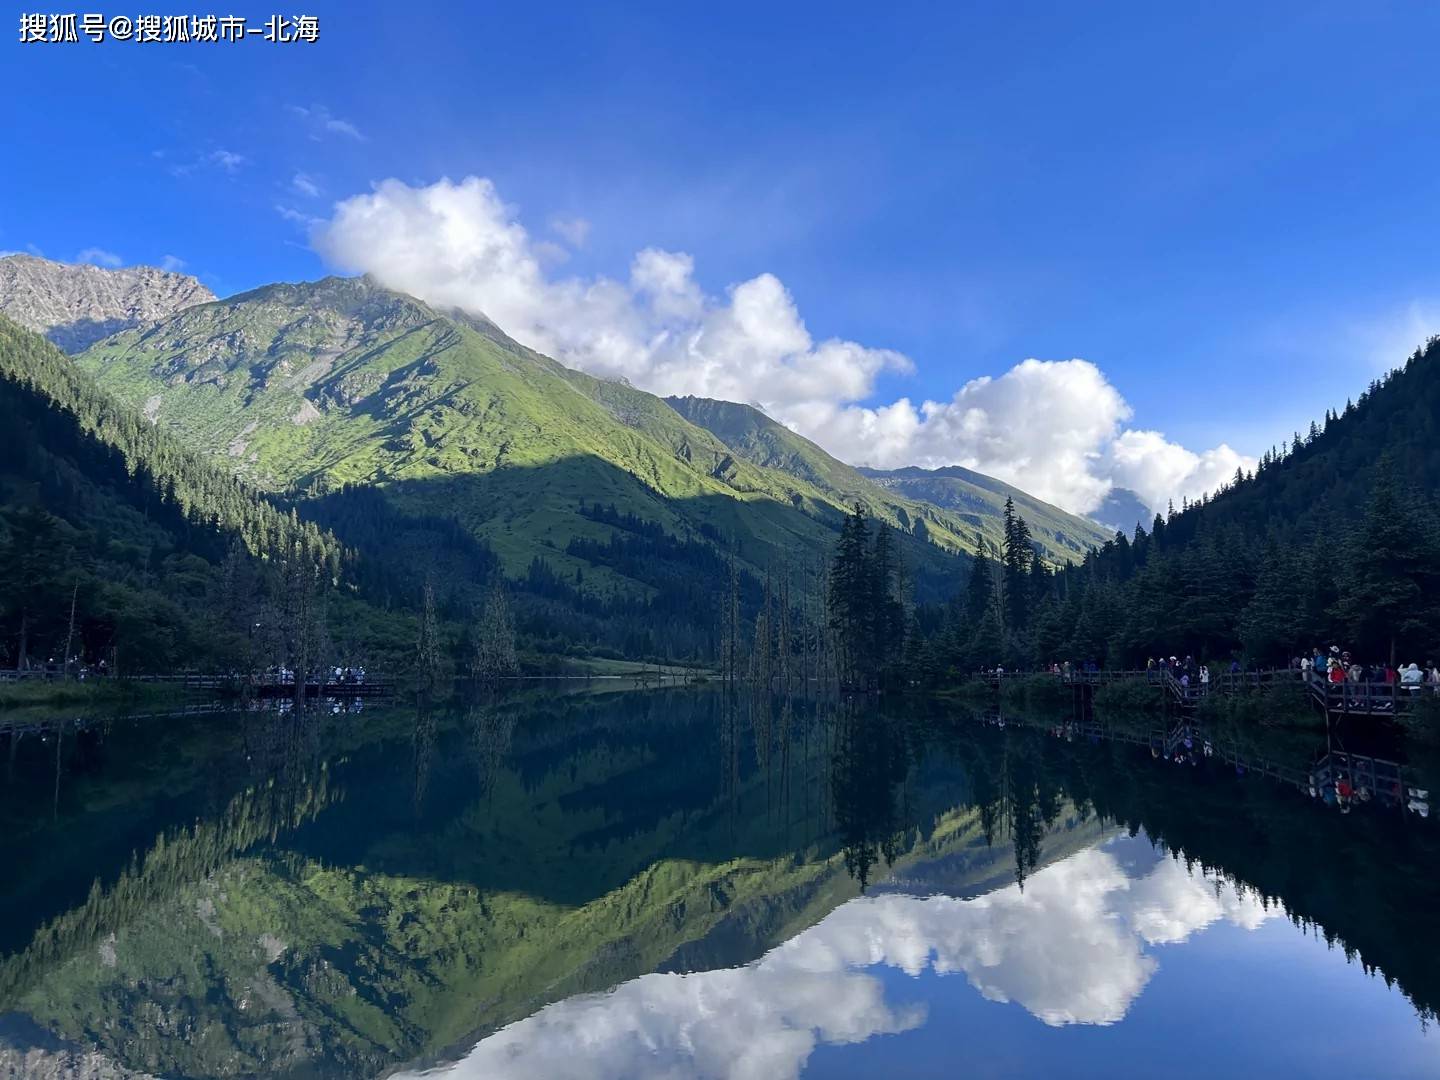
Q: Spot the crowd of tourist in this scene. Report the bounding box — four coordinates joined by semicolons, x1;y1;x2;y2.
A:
991;649;1440;698
1294;647;1440;694
262;665;367;686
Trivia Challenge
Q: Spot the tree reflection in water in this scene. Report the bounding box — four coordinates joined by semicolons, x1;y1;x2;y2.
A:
1;689;1437;1080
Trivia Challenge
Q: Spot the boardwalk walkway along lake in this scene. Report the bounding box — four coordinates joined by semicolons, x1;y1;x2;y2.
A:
986;667;1437;719
0;669;395;698
977;706;1422;814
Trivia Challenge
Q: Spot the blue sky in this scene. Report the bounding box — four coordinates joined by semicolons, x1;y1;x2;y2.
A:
7;1;1440;514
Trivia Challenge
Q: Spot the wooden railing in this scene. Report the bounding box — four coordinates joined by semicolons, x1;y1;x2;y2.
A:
980;665;1437;718
1306;678;1432;716
0;670;392;695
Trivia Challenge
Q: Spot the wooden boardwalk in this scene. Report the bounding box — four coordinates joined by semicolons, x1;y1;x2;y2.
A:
988;667;1436;719
997;710;1420;812
0;670;394;698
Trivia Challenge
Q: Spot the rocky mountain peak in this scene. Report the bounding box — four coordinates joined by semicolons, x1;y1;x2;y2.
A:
0;253;216;352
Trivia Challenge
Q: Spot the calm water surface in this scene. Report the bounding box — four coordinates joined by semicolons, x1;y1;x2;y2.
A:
2;689;1438;1078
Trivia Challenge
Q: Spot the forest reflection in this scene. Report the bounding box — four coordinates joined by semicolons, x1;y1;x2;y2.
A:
1;688;1438;1080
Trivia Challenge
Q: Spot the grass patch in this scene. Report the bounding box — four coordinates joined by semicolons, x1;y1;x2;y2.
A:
938;679;998;704
1093;678;1166;715
0;679;192;710
1195;682;1322;728
1398;694;1440;744
999;674;1071;711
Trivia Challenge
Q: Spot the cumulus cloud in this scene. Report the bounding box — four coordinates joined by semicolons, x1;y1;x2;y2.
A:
313;177;910;420
395;842;1276;1080
159;254;187;272
313;176;1252;516
1106;430;1250;519
75;247;123;267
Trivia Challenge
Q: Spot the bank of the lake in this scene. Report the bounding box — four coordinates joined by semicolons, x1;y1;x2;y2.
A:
0;677;195;711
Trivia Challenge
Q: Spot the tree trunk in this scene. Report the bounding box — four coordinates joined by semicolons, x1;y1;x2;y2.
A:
62;581;78;678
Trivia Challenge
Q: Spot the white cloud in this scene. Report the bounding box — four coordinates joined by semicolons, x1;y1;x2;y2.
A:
209;149;247;173
550;215;592;248
313;176;910;423
75;247;123;267
159;254;187;272
1106;430;1250;517
160;147;247;178
276;204;321;229
292;171;321;198
313;175;1253;516
394;842;1276;1080
287;103;365;141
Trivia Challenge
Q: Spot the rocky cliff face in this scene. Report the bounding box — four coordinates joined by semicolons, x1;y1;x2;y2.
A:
0;254;216;353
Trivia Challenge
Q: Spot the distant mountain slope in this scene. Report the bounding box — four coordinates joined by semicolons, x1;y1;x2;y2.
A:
0;254;214;353
667;395;1109;564
1090;486;1152;537
73;276;970;610
856;464;1111;558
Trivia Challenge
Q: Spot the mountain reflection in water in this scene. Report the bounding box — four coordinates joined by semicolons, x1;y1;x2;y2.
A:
402;838;1275;1080
1;690;1437;1080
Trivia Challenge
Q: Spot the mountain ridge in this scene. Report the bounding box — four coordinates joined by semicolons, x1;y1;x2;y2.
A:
72;275;979;615
0;253;214;353
666;395;1110;563
855;462;1115;556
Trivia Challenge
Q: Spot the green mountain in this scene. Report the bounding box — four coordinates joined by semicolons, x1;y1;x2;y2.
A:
857;463;1114;557
664;394;1110;562
72;277;987;617
0;315;352;673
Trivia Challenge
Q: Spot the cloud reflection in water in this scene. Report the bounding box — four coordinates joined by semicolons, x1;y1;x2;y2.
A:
398;840;1276;1080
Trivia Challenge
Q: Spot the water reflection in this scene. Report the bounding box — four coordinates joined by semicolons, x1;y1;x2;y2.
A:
1;690;1437;1079
403;835;1277;1080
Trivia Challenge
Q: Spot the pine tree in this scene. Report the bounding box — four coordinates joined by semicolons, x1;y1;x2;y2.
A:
828;504;872;688
1001;498;1034;636
471;582;518;681
416;578;442;691
1331;460;1440;665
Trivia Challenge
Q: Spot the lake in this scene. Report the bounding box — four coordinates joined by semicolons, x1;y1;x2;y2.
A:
2;689;1438;1078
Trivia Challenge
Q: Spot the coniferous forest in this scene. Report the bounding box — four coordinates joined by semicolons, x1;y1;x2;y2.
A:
895;337;1440;681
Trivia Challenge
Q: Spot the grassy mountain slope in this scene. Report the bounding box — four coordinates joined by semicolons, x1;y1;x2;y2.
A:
666;394;1109;562
75;277;971;607
857;463;1113;558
